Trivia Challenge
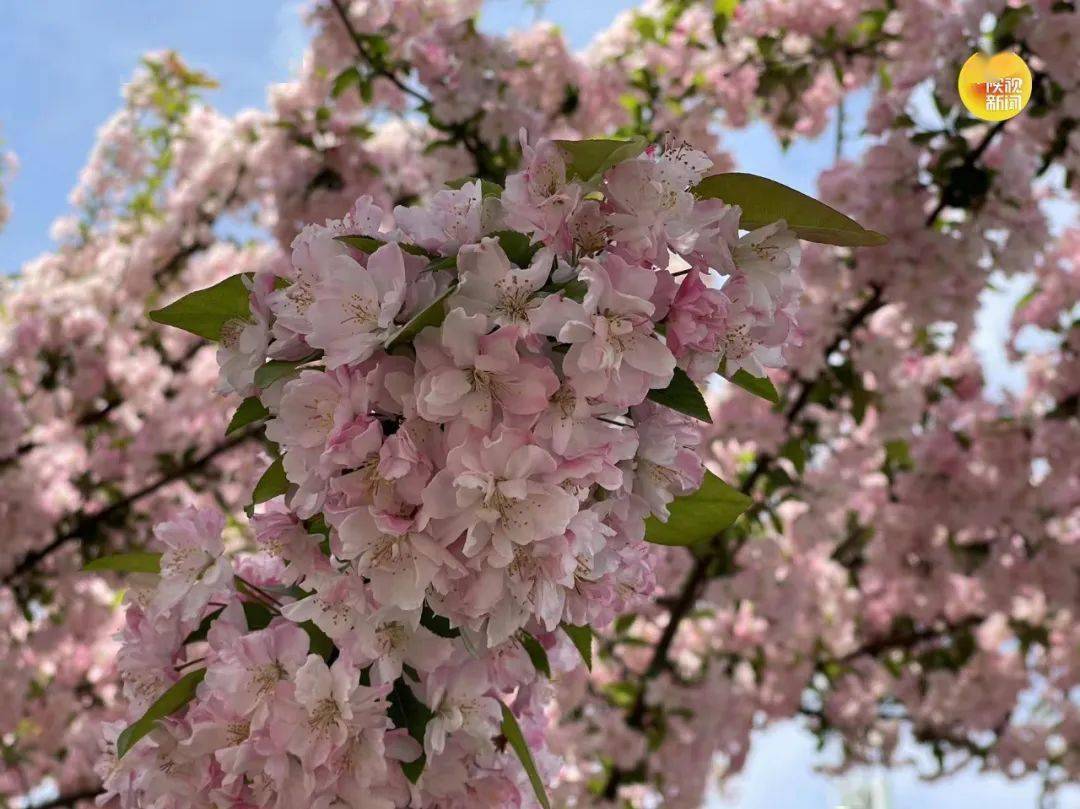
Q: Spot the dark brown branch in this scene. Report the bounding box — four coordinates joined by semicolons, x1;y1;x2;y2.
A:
602;285;886;799
923;120;1007;227
2;425;260;585
326;0;502;182
604;104;1014;801
327;0;430;106
837;615;982;664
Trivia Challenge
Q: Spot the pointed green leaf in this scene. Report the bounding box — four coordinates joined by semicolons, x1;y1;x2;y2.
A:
500;702;552;809
238;598;335;659
331;66;361;98
148;274;251;341
728;369;780;404
239;600;275;630
252;457;288;505
561;623;593;671
519;631;551;678
644;471;753;546
253;358;313;389
116;668;206;758
494;230;540;268
301;620;335;660
388;678;433;783
226;396;268;435
420;604;460;638
559;279;588;302
693;173;888;246
445;177;503;197
183;606;226;644
335;234;385;253
335;234;433;258
385;285;456;349
647;367;712;422
423;255;457;273
554;136;647;182
401;754;426;784
84;551;161;574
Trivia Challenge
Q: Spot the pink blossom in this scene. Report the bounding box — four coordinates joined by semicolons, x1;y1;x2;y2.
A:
308;243;409;369
420;427;580;567
451;236;551;328
665;269;730;382
533;255;675;405
414;308;559;430
151;507;233;624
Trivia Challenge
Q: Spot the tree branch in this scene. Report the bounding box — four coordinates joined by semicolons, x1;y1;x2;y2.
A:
923;120;1007;227
602;284;886;798
2;425;260;585
327;0;430;107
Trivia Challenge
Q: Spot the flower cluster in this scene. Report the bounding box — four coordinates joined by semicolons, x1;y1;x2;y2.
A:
5;0;1079;806
101;136;803;807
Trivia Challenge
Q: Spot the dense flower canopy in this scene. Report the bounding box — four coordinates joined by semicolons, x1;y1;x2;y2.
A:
0;0;1077;807
99;136;805;808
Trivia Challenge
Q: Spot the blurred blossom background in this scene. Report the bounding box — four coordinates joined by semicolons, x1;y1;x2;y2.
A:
1;2;1078;808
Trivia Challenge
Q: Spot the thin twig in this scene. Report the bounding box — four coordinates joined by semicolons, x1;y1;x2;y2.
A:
3;426;260;584
327;0;430;107
923;120;1007;227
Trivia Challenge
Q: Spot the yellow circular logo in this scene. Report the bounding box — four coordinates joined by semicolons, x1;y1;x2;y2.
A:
958;52;1032;121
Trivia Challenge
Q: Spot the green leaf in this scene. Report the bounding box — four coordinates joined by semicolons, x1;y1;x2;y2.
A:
494;230;540;268
500;702;551;809
240;600;275;630
693;173;888;247
84;551;161;574
519;631;551;678
239;599;335;660
553;137;647;182
335;234;385;252
561;623;593;671
183;607;225;644
226;396;268;435
335;234;432;258
331;66;361;98
728;368;780;404
644;471;752;546
647;367;712;422
602;680;639;709
423;255;457;273
385;285;456;349
401;754;426;784
779;437;808;475
253;359;311;389
252;457;288;505
885;439;913;471
116;668;206;758
388;679;433;783
560;279;588;302
445;177;503;198
543;276;587;302
301;620;335;660
148;274;251;341
420;604;460;638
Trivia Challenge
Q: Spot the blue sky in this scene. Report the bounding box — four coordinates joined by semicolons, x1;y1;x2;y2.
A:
0;2;1069;807
0;0;860;274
